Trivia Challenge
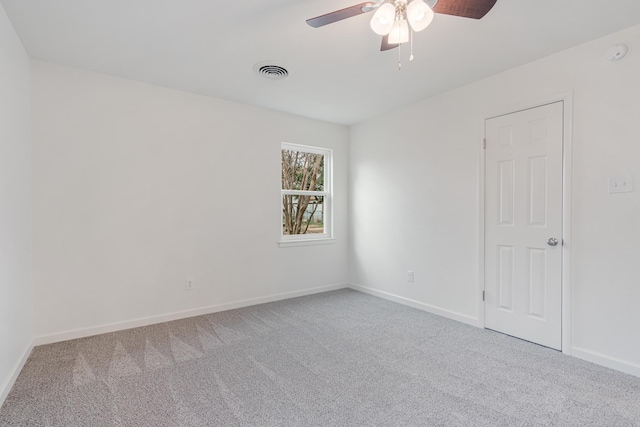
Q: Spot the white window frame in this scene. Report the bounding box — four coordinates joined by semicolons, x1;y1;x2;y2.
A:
280;142;333;245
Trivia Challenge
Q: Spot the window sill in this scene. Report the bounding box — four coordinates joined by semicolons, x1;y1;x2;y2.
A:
278;238;336;248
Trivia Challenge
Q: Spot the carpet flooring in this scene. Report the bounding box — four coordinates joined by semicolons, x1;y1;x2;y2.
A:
1;289;640;426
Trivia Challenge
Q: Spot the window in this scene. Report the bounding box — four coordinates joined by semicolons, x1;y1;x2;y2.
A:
281;143;332;242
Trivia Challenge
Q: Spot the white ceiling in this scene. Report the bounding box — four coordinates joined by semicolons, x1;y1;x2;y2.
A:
2;0;640;125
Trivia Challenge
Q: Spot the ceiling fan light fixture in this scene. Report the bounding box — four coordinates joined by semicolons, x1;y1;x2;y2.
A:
388;19;410;44
406;0;434;32
370;2;396;35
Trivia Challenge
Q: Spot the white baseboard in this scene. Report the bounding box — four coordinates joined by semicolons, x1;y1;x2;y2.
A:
571;346;640;378
0;341;33;408
348;283;479;327
33;283;348;346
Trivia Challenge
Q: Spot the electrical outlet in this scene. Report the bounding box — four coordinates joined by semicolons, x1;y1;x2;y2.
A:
608;175;633;193
407;270;414;282
185;278;194;291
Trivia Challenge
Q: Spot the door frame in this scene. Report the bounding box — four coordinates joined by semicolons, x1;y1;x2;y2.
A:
477;92;574;355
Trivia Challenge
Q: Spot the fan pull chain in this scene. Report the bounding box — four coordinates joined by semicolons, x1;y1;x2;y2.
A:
398;42;402;70
409;30;414;61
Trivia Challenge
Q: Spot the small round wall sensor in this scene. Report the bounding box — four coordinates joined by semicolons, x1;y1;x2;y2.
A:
605;44;630;63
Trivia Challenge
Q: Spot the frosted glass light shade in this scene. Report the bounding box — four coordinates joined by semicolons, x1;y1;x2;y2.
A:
388;19;409;44
406;0;434;32
370;3;396;35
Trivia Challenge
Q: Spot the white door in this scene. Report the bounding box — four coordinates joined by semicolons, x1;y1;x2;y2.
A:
484;102;563;350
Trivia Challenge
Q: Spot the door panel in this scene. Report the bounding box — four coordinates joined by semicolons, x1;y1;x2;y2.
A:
485;102;563;350
497;246;514;310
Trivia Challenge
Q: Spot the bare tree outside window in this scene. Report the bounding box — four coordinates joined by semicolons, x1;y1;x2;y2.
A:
281;145;330;238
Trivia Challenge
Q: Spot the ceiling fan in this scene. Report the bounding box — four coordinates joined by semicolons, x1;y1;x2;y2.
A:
306;0;497;55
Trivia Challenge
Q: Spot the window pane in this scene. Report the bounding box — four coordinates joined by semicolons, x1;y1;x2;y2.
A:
282;195;325;235
281;149;324;191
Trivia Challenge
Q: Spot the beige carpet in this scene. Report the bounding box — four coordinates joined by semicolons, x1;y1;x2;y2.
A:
1;289;640;426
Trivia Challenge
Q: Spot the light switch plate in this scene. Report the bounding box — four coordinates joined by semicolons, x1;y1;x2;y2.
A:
608;175;633;193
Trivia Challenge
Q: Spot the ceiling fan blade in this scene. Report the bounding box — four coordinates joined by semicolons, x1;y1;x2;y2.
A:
306;2;375;28
432;0;497;19
380;35;399;51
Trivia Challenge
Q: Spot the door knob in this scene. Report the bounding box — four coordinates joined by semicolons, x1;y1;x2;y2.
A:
547;238;559;247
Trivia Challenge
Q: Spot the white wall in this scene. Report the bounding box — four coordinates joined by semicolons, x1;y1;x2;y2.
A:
31;61;349;339
0;4;33;403
350;24;640;374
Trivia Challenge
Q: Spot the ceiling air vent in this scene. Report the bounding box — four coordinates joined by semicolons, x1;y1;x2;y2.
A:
254;62;289;80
